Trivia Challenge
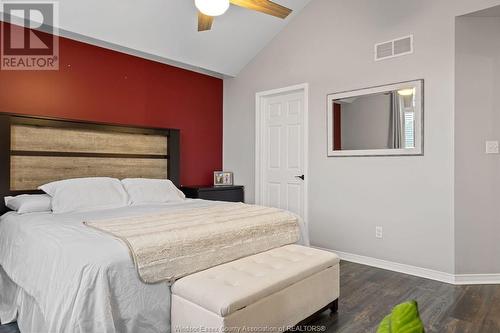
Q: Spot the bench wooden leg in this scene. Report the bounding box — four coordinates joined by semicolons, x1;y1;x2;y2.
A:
330;299;339;313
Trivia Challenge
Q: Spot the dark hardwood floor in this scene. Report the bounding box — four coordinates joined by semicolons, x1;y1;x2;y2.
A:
2;261;499;333
313;261;500;333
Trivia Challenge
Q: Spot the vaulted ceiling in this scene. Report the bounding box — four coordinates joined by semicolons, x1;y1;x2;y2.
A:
50;0;311;77
465;4;500;16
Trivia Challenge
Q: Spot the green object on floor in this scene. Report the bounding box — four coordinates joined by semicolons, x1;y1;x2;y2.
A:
376;301;425;333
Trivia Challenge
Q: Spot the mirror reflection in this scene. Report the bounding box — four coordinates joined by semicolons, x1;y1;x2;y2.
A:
327;80;423;156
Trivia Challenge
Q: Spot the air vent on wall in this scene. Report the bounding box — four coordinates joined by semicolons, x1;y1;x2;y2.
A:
375;35;413;61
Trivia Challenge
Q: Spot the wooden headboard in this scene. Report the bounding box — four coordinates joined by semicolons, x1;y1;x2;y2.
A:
0;114;180;213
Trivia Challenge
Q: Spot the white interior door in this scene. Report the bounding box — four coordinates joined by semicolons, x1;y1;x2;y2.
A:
256;85;308;220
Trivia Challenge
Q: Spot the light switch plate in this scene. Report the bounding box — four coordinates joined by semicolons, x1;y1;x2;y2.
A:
486;141;499;154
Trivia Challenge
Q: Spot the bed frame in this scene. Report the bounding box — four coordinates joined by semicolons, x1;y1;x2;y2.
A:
0;113;180;214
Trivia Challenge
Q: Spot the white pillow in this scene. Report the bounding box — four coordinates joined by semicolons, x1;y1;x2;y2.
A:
121;178;185;205
39;177;129;214
4;194;52;214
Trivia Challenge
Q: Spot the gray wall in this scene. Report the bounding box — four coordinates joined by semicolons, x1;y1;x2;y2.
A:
340;94;391;150
223;0;500;274
455;16;500;274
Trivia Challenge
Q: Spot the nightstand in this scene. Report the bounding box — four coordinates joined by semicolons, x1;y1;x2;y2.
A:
181;185;244;203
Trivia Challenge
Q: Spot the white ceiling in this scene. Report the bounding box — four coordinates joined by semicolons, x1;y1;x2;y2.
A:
465;4;500;17
45;0;311;77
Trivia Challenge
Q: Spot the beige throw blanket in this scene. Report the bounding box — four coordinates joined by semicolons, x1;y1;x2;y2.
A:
84;203;300;284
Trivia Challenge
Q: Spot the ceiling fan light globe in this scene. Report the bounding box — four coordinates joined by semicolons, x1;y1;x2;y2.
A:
195;0;230;16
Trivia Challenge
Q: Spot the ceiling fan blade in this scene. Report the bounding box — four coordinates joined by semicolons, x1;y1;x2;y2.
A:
229;0;292;19
198;12;214;31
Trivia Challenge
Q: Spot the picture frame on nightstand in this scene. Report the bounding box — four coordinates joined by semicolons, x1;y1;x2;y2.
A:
214;171;233;186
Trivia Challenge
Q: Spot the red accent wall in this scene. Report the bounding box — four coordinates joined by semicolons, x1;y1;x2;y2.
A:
0;22;222;186
333;103;341;150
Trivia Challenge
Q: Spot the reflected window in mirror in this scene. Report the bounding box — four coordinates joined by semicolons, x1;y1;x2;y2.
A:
327;80;423;157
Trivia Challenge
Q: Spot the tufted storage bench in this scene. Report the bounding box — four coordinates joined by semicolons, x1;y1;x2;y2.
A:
171;245;340;333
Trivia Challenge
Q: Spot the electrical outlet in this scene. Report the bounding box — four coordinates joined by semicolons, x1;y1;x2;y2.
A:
486;141;499;154
375;226;383;239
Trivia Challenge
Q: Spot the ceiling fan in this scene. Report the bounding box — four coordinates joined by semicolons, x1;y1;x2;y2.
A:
195;0;292;31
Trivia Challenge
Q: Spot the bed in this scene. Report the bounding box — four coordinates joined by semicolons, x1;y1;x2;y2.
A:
0;114;309;333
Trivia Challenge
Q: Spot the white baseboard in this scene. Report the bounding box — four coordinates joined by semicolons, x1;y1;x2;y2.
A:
454;274;500;285
313;246;500;285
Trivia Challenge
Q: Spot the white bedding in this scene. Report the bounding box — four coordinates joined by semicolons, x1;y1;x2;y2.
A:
0;199;309;333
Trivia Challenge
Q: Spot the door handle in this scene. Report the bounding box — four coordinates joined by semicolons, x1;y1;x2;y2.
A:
295;175;305;181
